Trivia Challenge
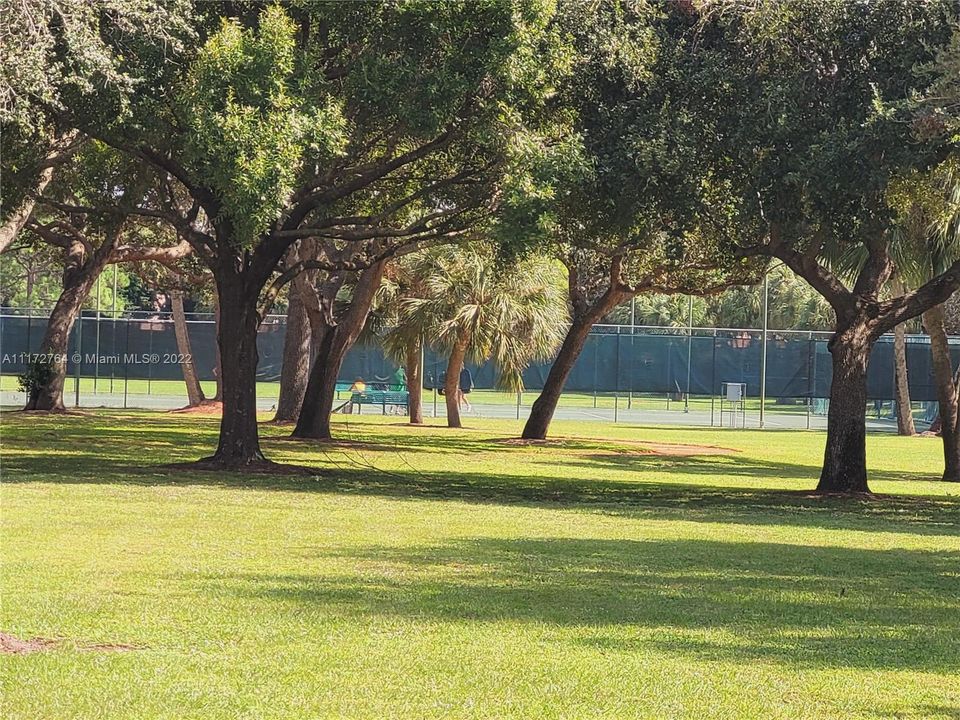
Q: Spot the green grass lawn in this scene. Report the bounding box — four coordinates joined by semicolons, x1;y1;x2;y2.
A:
2;410;958;719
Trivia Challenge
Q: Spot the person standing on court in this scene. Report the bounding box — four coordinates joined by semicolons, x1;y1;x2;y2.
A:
458;365;474;411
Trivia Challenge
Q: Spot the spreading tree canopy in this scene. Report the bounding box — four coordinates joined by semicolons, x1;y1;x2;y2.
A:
43;1;572;466
666;0;960;493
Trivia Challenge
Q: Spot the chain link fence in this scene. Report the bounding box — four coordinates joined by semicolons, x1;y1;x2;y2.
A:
1;309;950;430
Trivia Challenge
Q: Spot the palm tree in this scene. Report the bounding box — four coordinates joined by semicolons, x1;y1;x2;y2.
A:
877;163;960;477
367;261;427;424
388;246;568;428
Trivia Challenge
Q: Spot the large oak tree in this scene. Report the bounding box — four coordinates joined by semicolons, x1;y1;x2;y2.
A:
51;2;571;466
671;0;960;493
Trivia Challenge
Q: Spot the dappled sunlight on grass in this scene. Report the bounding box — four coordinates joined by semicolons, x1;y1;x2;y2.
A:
2;409;959;719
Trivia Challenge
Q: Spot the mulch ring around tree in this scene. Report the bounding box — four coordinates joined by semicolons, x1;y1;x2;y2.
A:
0;632;140;655
168;401;223;416
495;436;738;456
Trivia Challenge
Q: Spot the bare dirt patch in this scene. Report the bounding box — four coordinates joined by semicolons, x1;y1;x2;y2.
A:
0;633;60;654
168;401;223;416
0;632;141;654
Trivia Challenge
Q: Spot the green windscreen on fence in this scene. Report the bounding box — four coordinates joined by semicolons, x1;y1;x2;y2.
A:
0;313;953;402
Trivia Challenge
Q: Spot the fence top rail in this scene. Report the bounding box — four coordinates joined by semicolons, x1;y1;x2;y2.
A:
2;309;957;343
0;308;287;322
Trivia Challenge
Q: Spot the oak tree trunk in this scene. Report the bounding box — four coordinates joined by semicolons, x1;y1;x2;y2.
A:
274;281;311;423
24;261;104;411
406;337;424;424
523;312;597;440
171;290;205;407
817;324;873;494
893;323;915;436
923;304;960;482
292;261;387;440
292;329;345;440
207;269;265;467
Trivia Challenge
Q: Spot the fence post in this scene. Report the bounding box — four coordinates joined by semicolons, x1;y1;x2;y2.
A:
685;295;693;412
147;323;153;396
628;296;635;409
111;263;117;393
614;328;621;423
710;330;718;426
759;273;769;429
809;332;818;430
807;331;813;430
516;390;521;420
94;275;101;394
124;317;130;409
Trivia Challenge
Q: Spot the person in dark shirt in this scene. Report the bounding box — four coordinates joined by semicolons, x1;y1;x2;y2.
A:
458;365;473;411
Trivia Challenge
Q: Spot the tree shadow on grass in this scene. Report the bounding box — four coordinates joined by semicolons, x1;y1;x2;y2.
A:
203;536;960;673
540;450;934;484
4;414;959;537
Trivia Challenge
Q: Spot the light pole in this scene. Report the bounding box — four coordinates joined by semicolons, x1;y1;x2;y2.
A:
94;274;102;393
627;295;636;409
111;264;118;392
684;294;693;412
759;269;770;429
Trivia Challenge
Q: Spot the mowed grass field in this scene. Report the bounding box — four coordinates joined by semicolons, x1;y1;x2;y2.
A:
1;410;958;719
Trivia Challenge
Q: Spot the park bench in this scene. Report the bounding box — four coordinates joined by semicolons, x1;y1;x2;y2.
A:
351;390;409;415
335;382;353;399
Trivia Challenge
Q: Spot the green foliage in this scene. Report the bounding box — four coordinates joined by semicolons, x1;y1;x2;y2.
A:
178;7;346;246
922;26;960;142
0;0;193;130
16;356;54;396
884;158;960;287
610;265;835;331
680;0;957;250
0;245;130;313
387;246;568;392
495;1;753;293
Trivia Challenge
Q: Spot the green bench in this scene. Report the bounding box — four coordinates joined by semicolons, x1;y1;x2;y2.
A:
335;382;354;399
351;390;409;415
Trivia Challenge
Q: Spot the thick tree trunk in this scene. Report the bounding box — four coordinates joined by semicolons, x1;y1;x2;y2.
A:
24;262;103;411
817;325;873;494
523;312;597;440
893;323;915;436
212;293;223;402
406;337;424;424
274;281;311;422
171;290;205;407
292;261;387;440
923;304;960;482
207;269;265;467
292;328;344;440
444;336;468;429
